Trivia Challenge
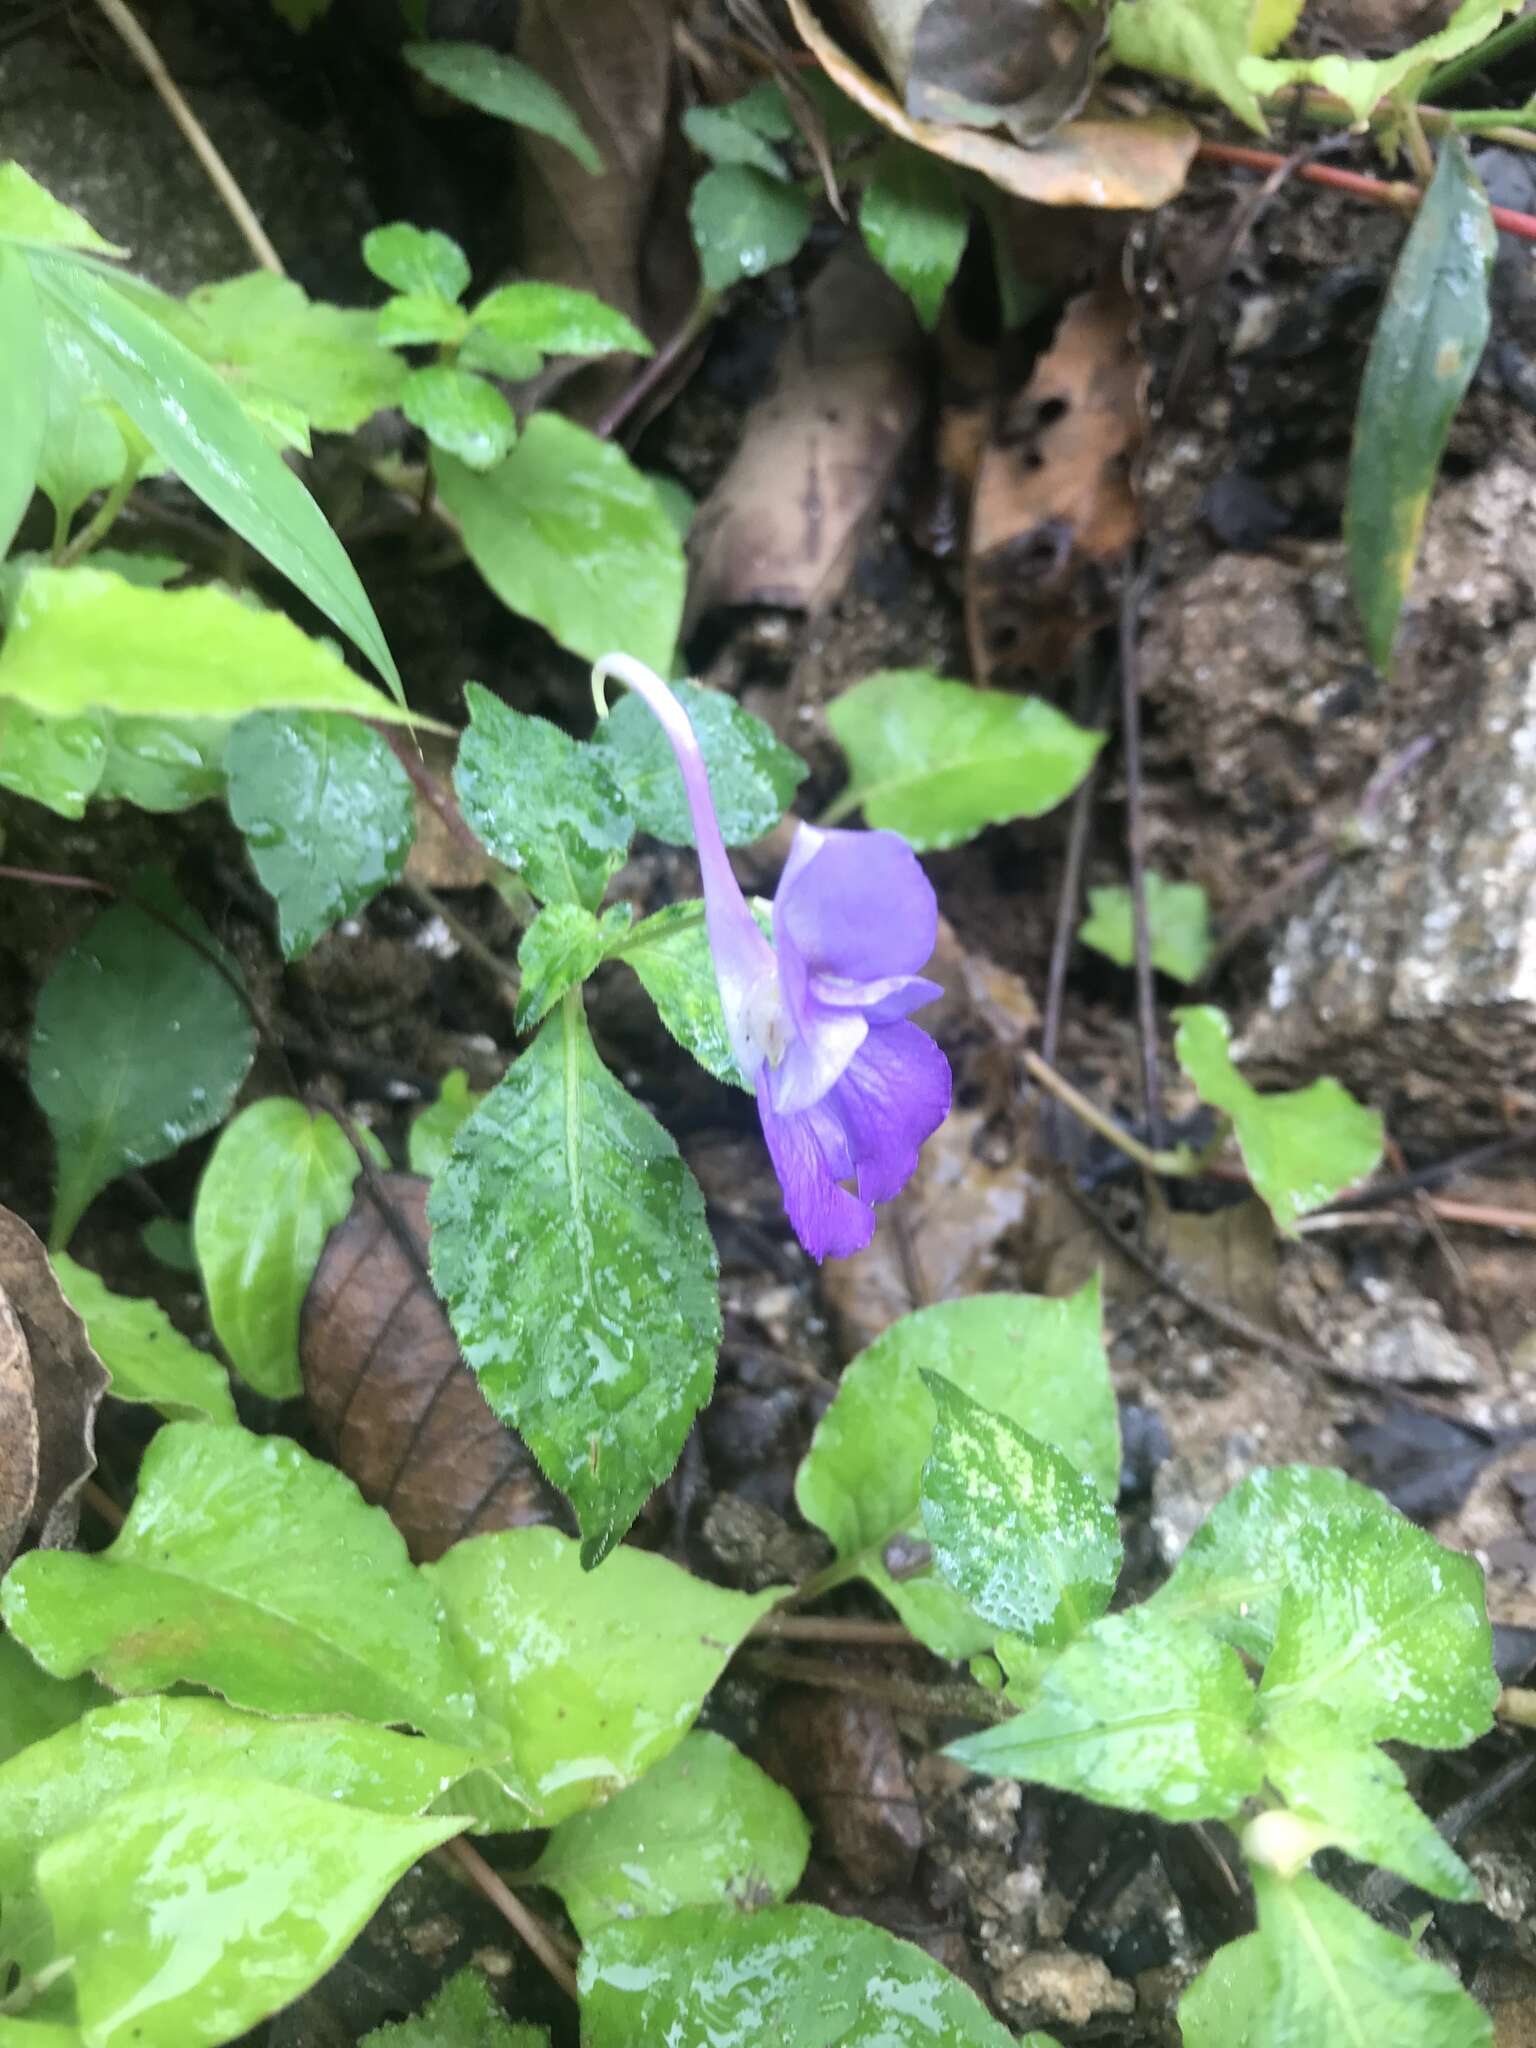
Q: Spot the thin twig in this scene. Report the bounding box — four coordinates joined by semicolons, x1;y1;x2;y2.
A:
91;0;284;275
83;1478;126;1530
1021;1049;1190;1178
739;1649;1015;1724
400;879;523;994
1118;562;1163;1150
592;291;721;441
0;865;112;895
1197;138;1536;241
440;1838;578;2000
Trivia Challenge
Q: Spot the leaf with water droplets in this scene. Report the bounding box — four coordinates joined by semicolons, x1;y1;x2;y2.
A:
609;901;762;1089
516;902;632;1031
689;166;813;291
591;681;806;849
50;1253;235;1423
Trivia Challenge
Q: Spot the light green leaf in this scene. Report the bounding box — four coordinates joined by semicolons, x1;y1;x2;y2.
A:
428;1001;720;1563
919;1375;1121;1649
796;1283;1119;1658
0;164;123;254
530;1730;809;1938
948;1606;1262;1822
362;1969;545;2048
608;901;752;1088
515;902;631;1031
94;715;228;811
28;251;400;692
34;329;128;535
591;679;806;848
407;1069;487;1180
469;282;650;360
427;1527;775;1823
50;1253;235;1424
192;1099;381;1398
689;165;813;291
362;222;470;302
681;106;789;179
1109;0;1285;132
1345;139;1495;670
403;41;602;173
0;565;416;723
580;1904;1017;2047
859;144;968;331
28;874;257;1247
454;682;632;911
1174;1006;1384;1231
0;698;106;820
0;1420;511;1766
377;291;470;348
1241;0;1520;125
85;549;184;588
435;416;686;674
402;365;516;471
224;709;416;957
1079;873;1213;984
0;1634;108;1769
457;323;541;380
1179;1867;1492;2048
647;472;696;541
826;670;1103;851
0;249;45;554
39;1779;462;2048
184;272;406;435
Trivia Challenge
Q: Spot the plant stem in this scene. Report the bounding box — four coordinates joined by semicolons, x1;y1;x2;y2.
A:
1197;139;1536;240
1118;563;1164;1151
1426;8;1536;97
787;1553;866;1607
751;1612;916;1645
592;290;722;442
1021;1048;1193;1178
57;463;142;567
440;1838;578;1999
1498;1685;1536;1729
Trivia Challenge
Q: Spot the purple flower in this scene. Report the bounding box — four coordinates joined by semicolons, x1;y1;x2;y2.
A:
594;655;951;1260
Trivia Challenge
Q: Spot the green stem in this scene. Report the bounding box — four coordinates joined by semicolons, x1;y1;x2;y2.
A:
57;461;142;567
1442;104;1536;128
787;1553;866;1607
1021;1049;1195;1179
1425;9;1536;97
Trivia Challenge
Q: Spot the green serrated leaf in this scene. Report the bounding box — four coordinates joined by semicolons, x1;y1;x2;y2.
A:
689;165;813;292
826;670;1103;851
28;874;257;1247
0;164;124;255
435;416;685;673
428;1001;720;1562
0;1633;108;1769
361;1968;545;2048
402;365;516;471
454;683;632;911
0;697;106;819
94;715;228;812
681;106;789;179
427;1528;774;1822
515;902;631;1031
184;272;406;436
407;1069;487;1180
920;1375;1121;1649
0;249;45;554
530;1730;809;1938
609;901;743;1087
591;680;806;848
377;290;470;348
859;144;968;331
796;1283;1119;1658
50;1253;235;1424
468;282;650;360
1241;0;1520;124
403;42;602;173
1174;1006;1384;1232
1345;139;1495;670
580;1903;1017;2047
362;222;470;302
948;1606;1262;1821
1079;873;1213;984
192;1099;382;1397
225;709;415;957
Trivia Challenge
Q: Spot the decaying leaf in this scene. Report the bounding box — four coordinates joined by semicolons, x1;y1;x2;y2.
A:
300;1174;561;1562
0;1205;108;1554
966;278;1143;684
787;0;1198;210
846;0;1108;146
0;1290;38;1569
757;1688;923;1893
687;245;923;620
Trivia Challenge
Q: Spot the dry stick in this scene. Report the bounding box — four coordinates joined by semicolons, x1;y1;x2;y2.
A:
739;1649;1015;1725
91;0;284;276
750;1613;916;1647
440;1838;579;2001
399;878;523;996
83;1478;126;1531
1197;138;1536;242
1118;564;1163;1151
1021;1048;1185;1179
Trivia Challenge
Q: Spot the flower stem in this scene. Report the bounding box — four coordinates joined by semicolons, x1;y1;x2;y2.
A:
1021;1049;1195;1178
57;462;142;566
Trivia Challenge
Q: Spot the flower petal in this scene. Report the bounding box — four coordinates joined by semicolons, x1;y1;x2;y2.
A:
825;1021;951;1205
755;1072;874;1262
811;971;944;1023
774;826;938;983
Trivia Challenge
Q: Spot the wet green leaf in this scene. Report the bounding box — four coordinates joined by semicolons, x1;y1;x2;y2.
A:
0;1633;107;1769
28;875;257;1247
225;709;415;957
859;144;968;330
1079;873;1213;984
530;1730;809;1937
454;683;632;911
0;165;123;254
591;680;806;848
826;670;1103;851
193;1099;382;1398
515;902;631;1031
681;107;789;179
427;1527;775;1823
33;329;127;535
920;1376;1121;1650
689;165;814;291
1108;0;1288;132
50;1253;235;1423
1180;1867;1492;2048
184;272;406;435
1242;0;1519;124
0;249;45;553
362;1969;545;2048
797;1283;1118;1657
402;365;516;471
377;291;469;348
403;42;601;172
1345;139;1495;670
0;698;106;819
468;282;649;360
609;901;748;1088
363;222;470;302
580;1903;1017;2046
94;715;228;811
436;417;685;673
948;1606;1262;1821
1174;1006;1384;1231
39;1779;462;2048
28;252;400;692
429;1002;720;1562
408;1069;487;1180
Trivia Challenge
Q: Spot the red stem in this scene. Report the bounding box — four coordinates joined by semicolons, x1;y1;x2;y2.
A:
1198;139;1536;241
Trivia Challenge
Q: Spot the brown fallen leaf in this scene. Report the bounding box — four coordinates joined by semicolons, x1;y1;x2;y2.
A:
966;278;1143;684
301;1174;561;1562
787;0;1198;210
687;243;923;621
757;1687;923;1893
0;1291;39;1570
846;0;1108;146
0;1206;108;1555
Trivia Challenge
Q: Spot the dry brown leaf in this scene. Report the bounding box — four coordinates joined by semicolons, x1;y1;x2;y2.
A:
1145;1192;1280;1328
787;0;1198;210
300;1174;561;1562
0;1206;107;1555
757;1688;923;1893
845;0;1107;146
687;244;923;620
0;1291;39;1570
965;278;1143;683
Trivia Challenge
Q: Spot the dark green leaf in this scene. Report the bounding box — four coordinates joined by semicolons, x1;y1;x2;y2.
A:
50;1253;235;1423
681;107;789;179
609;900;765;1088
0;248;45;553
468;283;650;359
428;1001;720;1563
407;1069;487;1180
859;144;968;330
184;272;406;435
689;166;813;291
225;709;415;957
0;1633;107;1769
403;42;602;173
362;1969;546;2048
362;222;470;302
1346;139;1495;669
591;679;806;847
401;365;516;471
515;902;632;1031
28;874;257;1246
1079;873;1213;983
